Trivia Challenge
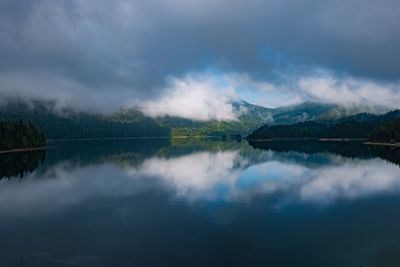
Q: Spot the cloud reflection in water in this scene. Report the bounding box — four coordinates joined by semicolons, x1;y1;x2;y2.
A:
0;147;400;216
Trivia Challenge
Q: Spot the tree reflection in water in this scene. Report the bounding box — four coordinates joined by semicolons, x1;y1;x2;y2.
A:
0;150;45;180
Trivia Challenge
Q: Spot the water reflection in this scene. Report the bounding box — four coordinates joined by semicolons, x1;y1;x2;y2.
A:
1;139;400;266
0;150;45;180
1;140;400;210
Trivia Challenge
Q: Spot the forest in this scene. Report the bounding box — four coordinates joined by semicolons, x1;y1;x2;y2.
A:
369;119;400;143
0;120;46;150
247;110;400;141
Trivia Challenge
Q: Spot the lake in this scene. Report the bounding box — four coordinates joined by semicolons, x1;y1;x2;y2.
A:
0;139;400;267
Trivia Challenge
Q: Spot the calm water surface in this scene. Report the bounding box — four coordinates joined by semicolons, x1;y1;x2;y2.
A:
0;139;400;267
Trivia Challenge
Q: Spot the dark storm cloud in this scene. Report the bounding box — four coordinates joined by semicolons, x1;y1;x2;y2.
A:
0;0;399;112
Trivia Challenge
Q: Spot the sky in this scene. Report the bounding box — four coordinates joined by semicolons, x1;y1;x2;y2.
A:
0;0;399;120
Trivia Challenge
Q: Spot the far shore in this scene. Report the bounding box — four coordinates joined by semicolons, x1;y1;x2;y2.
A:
246;137;368;142
247;137;400;148
364;142;400;147
45;136;221;142
0;147;47;155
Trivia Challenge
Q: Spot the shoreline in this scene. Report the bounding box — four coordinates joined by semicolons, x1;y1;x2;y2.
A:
246;138;368;142
319;138;368;142
0;140;398;154
247;138;400;148
0;147;47;155
46;136;221;142
364;142;400;147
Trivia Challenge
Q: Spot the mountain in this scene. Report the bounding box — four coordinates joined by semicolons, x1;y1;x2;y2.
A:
156;100;275;137
271;101;389;125
271;102;339;124
247;109;400;140
0;101;169;139
114;101;383;137
0;99;388;139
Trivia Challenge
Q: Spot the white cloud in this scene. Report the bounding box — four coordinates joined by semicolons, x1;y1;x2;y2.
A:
298;74;400;109
2;148;400;215
300;159;400;203
0;162;153;216
137;71;400;121
138;73;239;121
130;150;400;204
128;151;243;200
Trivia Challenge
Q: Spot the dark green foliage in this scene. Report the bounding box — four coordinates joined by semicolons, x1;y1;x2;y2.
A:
369;119;400;143
0;120;45;150
248;121;377;139
248;110;400;140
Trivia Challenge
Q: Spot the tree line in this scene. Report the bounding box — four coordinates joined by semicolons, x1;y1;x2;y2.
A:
369;119;400;143
247;110;400;142
0;120;45;150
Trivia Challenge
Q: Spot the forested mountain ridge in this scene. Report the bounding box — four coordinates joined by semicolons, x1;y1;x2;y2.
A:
269;101;388;125
248;109;400;140
158;101;275;137
0;100;387;139
0;101;169;139
113;101;382;137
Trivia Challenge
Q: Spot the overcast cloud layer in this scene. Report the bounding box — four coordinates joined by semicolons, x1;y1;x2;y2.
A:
0;0;399;117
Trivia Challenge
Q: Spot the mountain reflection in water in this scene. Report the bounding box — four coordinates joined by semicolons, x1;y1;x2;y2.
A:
0;139;400;267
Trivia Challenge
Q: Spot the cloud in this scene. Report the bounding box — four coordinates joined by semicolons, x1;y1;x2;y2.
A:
0;71;137;113
0;0;399;114
123;149;400;204
230;70;400;110
299;159;400;203
0;162;155;216
3;146;400;214
138;73;239;121
129;151;243;200
297;73;400;109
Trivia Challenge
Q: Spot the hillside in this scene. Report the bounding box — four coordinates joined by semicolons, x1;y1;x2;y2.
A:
248;110;400;140
115;101;379;137
0;100;276;138
157;101;275;137
270;101;388;125
0;100;387;139
369;119;400;143
0;101;169;139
